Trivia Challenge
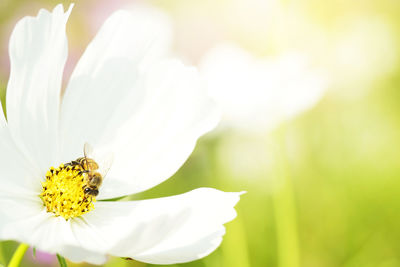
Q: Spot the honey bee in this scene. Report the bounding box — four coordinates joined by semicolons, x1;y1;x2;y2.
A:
68;143;112;197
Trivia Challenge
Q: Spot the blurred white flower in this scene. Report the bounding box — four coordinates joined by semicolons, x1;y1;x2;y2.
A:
215;133;273;184
200;43;327;133
328;18;397;97
0;5;242;265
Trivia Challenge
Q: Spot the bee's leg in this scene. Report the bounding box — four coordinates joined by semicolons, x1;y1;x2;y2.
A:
88;196;94;206
73;170;88;179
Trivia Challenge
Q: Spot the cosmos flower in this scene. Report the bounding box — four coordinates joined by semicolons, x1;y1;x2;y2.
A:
200;43;327;133
0;4;242;265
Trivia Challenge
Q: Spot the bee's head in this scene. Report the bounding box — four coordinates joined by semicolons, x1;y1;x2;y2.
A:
84;187;99;196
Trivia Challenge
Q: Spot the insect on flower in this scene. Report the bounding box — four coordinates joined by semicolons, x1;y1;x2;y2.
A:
0;4;243;265
65;143;112;197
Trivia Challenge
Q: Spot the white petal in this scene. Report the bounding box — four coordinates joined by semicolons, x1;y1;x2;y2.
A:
59;9;217;198
72;188;242;264
0;195;106;265
0;125;41;196
58;246;107;265
6;4;72;172
97;60;219;199
0;194;46;243
59;8;172;161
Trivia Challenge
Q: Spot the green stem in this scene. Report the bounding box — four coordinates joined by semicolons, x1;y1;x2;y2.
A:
208;137;251;267
56;254;68;267
7;243;28;267
221;215;251;267
272;127;300;267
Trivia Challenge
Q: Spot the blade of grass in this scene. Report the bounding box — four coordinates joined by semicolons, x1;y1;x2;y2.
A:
56;254;68;267
271;126;300;267
7;243;28;267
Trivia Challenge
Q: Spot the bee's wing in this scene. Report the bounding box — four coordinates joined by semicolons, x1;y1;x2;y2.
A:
98;153;114;179
83;142;94;159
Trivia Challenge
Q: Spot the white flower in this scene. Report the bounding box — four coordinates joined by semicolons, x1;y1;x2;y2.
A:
328;18;397;95
0;4;242;265
200;43;327;133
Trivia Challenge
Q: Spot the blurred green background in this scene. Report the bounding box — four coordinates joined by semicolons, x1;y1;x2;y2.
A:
1;0;400;266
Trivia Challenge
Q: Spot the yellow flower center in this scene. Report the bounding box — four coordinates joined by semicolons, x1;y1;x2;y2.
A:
40;163;96;220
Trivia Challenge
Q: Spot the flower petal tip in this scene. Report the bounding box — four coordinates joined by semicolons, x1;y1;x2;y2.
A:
65;3;74;17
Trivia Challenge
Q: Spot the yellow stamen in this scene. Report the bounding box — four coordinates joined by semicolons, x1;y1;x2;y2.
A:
40;163;95;220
